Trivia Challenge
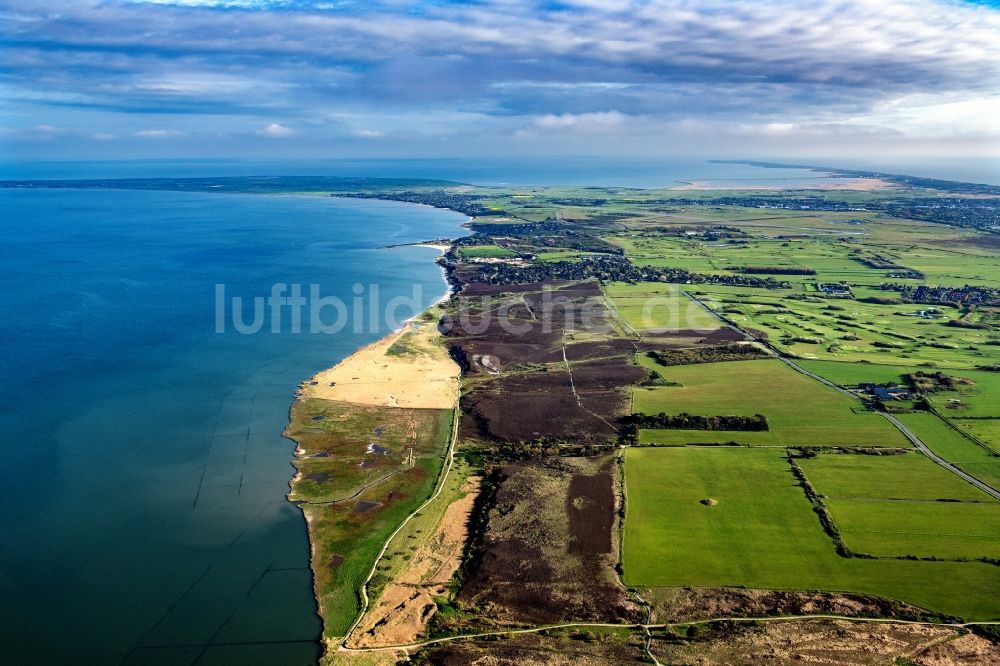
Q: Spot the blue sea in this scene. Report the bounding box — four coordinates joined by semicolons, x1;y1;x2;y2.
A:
0;189;467;664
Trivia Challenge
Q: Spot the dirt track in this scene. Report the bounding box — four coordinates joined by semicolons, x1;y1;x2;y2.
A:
352;476;482;648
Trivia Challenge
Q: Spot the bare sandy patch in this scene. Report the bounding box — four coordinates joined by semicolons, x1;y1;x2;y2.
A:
413;243;450;252
914;632;1000;666
669;177;894;191
301;318;459;409
350;476;482;648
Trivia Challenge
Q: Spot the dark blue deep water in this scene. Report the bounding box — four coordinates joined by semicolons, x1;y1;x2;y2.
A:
0;189;467;664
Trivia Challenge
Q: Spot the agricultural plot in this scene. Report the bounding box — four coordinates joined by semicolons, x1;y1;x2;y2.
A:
535;249;598;262
633;358;907;447
955;418;1000;454
799;452;1000;561
797;452;991;502
795;360;922;386
622;447;1000;620
605;235;719;272
894;245;1000;287
638;428;778;446
824;499;1000;560
896;413;1000;491
924;369;1000;418
604;281;722;333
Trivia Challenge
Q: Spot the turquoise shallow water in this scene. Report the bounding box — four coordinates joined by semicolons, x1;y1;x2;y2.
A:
0;189;467;664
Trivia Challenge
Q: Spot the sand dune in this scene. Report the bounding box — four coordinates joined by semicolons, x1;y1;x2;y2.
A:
300;318;459;410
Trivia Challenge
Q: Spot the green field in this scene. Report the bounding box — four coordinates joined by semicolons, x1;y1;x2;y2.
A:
799;452;1000;561
925;369;1000;418
457;244;517;258
607;235;721;272
535;249;610;262
955;418;1000;454
633;358;907;447
638;428;779;446
604;282;721;332
694;285;994;368
825;498;1000;560
622;447;1000;619
798;452;993;502
795;360;923;387
896;412;1000;490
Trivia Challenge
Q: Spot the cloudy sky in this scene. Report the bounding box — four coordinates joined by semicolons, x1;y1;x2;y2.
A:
1;0;999;161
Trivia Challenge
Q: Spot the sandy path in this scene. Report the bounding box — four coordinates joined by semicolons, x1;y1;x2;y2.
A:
351;476;482;648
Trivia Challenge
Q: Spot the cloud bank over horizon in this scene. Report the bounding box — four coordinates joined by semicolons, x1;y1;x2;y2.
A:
1;0;998;161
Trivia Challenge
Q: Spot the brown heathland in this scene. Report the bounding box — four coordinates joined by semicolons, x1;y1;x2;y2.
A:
454;456;640;627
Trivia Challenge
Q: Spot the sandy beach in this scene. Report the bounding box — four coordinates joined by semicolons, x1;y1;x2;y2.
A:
298;317;459;410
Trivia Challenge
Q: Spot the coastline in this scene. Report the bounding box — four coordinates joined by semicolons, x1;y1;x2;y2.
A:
285;218;465;655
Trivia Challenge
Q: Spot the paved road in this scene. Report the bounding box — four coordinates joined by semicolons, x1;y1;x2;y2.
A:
682;290;1000;501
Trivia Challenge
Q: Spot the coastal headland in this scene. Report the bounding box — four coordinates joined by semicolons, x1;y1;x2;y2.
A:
285;311;469;657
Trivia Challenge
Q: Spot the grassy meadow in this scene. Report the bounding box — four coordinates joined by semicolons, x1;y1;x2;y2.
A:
798;452;993;502
457;244;518;259
622;447;1000;620
289;401;454;637
825;499;1000;560
604;281;722;332
896;413;1000;490
633;358;907;447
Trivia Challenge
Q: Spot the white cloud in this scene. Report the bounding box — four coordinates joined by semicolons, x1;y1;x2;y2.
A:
531;111;628;132
134;129;183;137
3;0;999;158
258;122;295;138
